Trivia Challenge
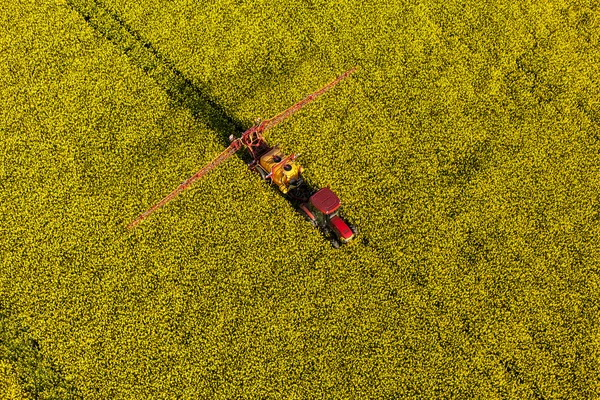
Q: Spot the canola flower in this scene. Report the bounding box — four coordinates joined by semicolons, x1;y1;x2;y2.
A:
1;0;598;398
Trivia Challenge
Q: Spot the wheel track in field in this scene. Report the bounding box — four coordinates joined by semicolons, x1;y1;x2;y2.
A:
66;0;246;146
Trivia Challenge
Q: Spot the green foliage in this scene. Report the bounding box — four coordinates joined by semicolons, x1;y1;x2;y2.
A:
0;361;26;400
0;303;81;399
1;0;599;398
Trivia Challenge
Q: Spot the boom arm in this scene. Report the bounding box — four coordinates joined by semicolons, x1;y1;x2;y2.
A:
126;141;241;229
256;67;357;134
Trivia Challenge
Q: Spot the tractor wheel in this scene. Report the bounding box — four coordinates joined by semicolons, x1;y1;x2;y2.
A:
298;209;317;228
256;166;270;183
257;167;266;180
349;223;358;235
331;238;341;249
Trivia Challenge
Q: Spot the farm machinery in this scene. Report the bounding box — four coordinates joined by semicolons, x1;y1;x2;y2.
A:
127;68;357;247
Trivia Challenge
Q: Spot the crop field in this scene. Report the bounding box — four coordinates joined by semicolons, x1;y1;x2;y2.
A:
1;0;599;398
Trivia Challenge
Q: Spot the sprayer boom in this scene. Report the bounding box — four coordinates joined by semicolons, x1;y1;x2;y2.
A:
126;67;356;229
255;67;357;135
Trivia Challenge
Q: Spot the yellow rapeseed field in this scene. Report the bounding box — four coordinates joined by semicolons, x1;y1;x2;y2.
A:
1;0;599;398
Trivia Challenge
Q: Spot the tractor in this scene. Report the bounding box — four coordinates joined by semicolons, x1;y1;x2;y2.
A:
298;187;357;248
227;117;357;247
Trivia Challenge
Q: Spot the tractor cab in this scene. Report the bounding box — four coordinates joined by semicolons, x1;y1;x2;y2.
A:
302;187;355;244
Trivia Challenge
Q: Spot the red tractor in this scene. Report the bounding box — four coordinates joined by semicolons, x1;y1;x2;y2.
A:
227;116;357;247
298;187;357;248
127;68;357;247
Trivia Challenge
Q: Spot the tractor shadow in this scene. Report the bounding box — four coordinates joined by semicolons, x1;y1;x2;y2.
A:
67;0;245;150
